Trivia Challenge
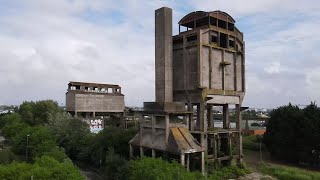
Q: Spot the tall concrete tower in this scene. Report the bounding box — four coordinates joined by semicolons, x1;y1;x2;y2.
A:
130;8;245;173
155;7;173;102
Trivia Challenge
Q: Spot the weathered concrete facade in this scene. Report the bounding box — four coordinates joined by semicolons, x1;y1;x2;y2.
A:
66;81;125;117
173;10;245;166
130;7;245;173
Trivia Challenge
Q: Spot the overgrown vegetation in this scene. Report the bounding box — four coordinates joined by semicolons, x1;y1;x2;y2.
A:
0;100;251;179
243;135;266;151
0;100;84;179
264;103;320;166
0;156;83;180
259;163;320;180
127;157;249;180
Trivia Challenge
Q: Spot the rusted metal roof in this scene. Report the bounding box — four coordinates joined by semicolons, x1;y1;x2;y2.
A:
178;10;235;26
168;127;204;154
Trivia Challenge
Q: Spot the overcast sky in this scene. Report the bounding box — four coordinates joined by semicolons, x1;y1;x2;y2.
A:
0;0;319;108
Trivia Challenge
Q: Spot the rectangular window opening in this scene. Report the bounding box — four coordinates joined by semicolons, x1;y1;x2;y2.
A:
218;19;227;29
173;38;183;45
229;37;235;49
186;34;197;42
219;33;228;48
210;17;217;26
228;22;234;31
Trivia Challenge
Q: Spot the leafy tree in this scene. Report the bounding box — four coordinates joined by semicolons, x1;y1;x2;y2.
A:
103;148;128;180
18;100;63;126
0;113;28;139
264;103;320;165
11;126;57;160
46;112;91;160
82;127;137;166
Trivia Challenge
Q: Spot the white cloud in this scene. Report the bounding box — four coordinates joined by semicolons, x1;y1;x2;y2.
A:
264;62;281;74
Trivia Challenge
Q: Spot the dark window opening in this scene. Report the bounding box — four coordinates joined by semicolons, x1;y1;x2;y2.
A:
211;35;218;43
209;17;217;26
85;87;88;90
173;38;183;45
186;34;197;42
75;85;80;90
219;33;228;48
196;17;209;28
228;22;234;31
218;19;227;29
229;40;234;49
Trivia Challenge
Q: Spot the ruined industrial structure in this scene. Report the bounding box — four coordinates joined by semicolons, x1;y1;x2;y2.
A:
129;7;245;173
66;81;125;131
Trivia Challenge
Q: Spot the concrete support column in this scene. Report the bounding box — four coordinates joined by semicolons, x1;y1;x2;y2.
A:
129;145;133;158
152;149;156;157
235;104;242;164
207;105;213;128
213;137;217;159
180;153;185;166
201;151;205;174
187;103;194;131
223;104;230;129
199;102;207;132
186;154;190;171
165;115;170;146
196;104;200;128
92;111;95;118
227;134;232;166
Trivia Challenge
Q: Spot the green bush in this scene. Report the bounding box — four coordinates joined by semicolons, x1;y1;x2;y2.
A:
208;164;250;179
128;157;204;180
80;127;137;166
0;156;84;180
243;135;266;151
0;149;16;164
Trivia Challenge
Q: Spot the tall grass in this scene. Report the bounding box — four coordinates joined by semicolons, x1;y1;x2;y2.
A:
259;163;320;180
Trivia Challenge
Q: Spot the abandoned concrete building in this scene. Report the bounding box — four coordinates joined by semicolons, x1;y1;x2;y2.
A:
66;81;125;131
129;7;245;173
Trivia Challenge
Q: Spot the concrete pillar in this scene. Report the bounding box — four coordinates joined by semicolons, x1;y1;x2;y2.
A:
223;104;229;129
199;102;207;149
235;104;243;164
165;115;170;146
207;105;213;128
196;104;200;128
201;152;205;174
180;153;185;166
213;137;217;159
227;134;232;166
152;149;156;157
187;103;194;131
155;7;173;102
129;144;133;158
186;154;190;171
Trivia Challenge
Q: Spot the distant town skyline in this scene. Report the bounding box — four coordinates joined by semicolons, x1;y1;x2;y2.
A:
1;0;320;108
